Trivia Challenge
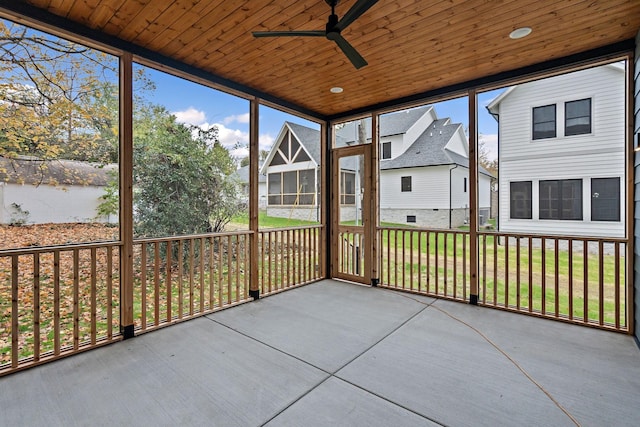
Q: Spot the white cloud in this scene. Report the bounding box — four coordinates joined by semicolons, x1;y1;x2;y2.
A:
210;122;249;149
223;113;250;125
178;118;276;160
216;132;276;160
173;107;206;126
230;146;249;158
259;133;275;152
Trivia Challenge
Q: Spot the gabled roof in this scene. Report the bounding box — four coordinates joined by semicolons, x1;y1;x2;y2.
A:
380;119;456;169
0;156;114;186
260;122;320;175
486;87;515;119
335;106;433;143
380;120;493;176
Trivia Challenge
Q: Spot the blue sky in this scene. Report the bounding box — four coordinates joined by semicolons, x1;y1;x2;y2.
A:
139;65;502;161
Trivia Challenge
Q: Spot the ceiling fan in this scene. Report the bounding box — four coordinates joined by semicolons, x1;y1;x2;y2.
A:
252;0;378;70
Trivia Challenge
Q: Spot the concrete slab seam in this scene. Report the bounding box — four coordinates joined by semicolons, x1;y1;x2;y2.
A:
331;375;449;426
204;297;444;426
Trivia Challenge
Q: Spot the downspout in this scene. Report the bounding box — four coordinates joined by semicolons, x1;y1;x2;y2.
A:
449;164;459;229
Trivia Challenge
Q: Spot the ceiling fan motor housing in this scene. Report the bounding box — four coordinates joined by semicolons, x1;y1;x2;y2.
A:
326;14;340;40
252;0;378;69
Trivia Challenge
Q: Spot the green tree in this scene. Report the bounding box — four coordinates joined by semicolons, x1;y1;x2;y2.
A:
96;167;119;222
133;106;244;238
239;148;269;167
0;20;121;164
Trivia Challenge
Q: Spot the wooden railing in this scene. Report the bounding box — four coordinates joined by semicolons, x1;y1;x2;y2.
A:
258;225;323;295
379;227;628;331
133;231;252;333
1;226;325;376
3;223;627;377
1;242;121;375
478;232;627;330
379;227;470;300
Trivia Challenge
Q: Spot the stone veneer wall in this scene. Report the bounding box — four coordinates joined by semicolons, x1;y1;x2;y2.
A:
380;208;468;228
266;206;319;222
265;206;360;223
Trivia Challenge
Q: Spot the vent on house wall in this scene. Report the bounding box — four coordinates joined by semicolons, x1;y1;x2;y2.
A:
407;215;416;223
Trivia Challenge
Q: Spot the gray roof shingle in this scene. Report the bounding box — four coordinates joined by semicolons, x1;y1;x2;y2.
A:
380;119;455;170
233;164;266;183
335;106;432;143
379;119;493;176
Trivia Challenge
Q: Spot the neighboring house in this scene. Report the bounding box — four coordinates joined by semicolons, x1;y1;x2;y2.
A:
487;63;625;237
260;122;322;221
233;163;267;209
0;156;115;224
258;108;493;228
377;106;492;228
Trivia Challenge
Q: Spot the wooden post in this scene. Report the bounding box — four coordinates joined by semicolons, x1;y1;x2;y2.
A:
625;55;634;335
363;143;372;285
320;122;328;279
119;52;134;338
327;124;336;278
11;255;18;368
370;114;379;286
249;98;260;299
468;90;479;304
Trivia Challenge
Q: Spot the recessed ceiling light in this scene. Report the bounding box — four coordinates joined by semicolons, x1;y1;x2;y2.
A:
509;27;532;39
330;87;343;93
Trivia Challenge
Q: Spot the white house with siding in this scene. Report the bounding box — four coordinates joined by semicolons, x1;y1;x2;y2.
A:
487;63;625;237
378;107;493;228
0;156;115;224
261;107;493;228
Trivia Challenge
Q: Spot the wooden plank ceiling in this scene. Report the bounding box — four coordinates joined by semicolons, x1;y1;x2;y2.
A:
14;0;640;118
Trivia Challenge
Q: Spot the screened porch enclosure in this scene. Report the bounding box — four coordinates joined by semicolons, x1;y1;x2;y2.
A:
0;0;638;400
0;52;635;378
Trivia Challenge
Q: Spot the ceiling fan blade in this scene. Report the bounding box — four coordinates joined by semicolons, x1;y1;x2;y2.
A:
335;0;379;31
253;30;325;38
333;34;367;69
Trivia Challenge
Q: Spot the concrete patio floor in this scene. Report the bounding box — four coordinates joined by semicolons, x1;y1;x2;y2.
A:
1;280;639;426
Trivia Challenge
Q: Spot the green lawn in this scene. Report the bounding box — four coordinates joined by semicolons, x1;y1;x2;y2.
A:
231;211;318;228
378;227;626;326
